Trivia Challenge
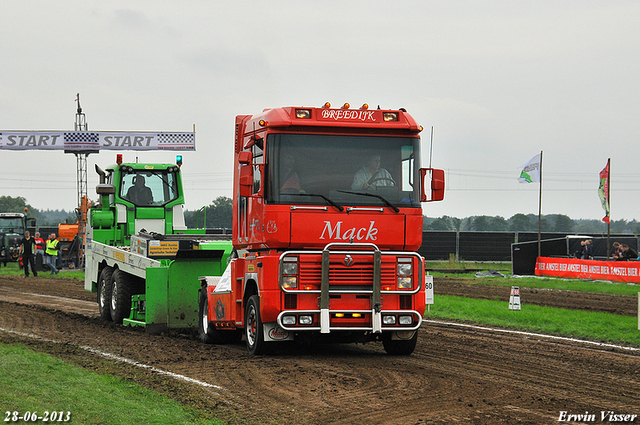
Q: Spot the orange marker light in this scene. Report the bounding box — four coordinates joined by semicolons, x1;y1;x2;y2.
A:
341;103;350;109
360;103;369;110
323;102;331;108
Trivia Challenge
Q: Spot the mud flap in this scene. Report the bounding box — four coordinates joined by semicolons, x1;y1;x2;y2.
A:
263;322;294;342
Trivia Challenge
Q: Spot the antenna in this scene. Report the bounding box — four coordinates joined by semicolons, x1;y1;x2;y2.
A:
429;126;434;169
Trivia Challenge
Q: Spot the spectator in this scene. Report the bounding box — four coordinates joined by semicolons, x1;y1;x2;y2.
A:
581;239;593;260
618;244;638;261
611;242;622;260
19;231;38;277
45;233;60;275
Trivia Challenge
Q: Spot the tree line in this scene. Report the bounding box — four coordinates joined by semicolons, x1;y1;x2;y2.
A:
424;213;640;234
4;195;638;235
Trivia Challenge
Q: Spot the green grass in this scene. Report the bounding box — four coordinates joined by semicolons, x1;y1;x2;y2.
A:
432;271;640;297
0;261;82;279
425;295;640;347
0;343;222;425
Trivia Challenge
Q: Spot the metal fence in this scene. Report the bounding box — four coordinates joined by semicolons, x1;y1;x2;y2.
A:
418;231;640;262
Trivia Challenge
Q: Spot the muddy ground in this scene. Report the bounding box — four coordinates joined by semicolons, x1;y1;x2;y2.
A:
0;274;639;424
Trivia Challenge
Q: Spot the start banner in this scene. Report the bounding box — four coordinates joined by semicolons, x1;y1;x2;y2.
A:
0;131;195;151
535;257;640;284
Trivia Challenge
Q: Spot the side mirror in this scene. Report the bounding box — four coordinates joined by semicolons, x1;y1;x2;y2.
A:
420;168;445;202
239;165;253;197
238;151;252;165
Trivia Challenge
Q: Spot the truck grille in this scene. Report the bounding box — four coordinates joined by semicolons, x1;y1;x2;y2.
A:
299;261;396;287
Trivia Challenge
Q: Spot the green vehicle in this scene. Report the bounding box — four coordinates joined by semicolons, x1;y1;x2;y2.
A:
84;156;233;333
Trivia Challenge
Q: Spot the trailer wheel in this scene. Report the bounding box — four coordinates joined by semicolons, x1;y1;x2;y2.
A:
97;267;113;321
198;288;222;344
110;269;132;324
382;331;418;355
245;295;267;355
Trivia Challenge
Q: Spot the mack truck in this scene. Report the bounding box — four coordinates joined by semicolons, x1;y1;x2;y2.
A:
0;212;36;266
84;156;233;333
198;103;444;355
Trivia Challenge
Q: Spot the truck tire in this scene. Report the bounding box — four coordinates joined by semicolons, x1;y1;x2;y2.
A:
110;269;132;324
198;288;222;344
97;267;113;321
382;331;418;355
245;295;267;355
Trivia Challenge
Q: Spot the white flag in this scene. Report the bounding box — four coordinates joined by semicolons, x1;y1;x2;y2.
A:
518;154;541;183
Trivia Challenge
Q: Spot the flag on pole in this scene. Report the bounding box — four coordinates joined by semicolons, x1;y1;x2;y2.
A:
518;154;541;183
598;160;610;224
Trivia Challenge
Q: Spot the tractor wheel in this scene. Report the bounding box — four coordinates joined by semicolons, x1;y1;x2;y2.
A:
382;331;418;355
244;295;267;355
110;269;132;324
198;288;222;344
97;267;113;321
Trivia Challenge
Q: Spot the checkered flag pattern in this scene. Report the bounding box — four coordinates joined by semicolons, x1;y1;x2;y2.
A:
64;132;100;144
158;133;195;149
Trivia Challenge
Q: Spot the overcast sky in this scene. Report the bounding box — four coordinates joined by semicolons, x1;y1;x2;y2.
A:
1;1;638;224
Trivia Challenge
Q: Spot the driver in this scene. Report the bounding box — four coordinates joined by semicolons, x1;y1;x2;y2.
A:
126;175;154;205
351;155;395;190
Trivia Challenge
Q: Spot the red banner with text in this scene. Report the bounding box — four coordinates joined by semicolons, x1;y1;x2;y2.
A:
535;257;640;283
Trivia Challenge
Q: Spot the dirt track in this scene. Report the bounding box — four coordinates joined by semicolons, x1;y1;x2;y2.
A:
1;274;639;424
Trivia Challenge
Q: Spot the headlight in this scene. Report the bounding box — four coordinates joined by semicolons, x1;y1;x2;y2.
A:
282;276;297;289
282;316;296;325
282;261;298;275
397;263;412;276
382;315;396;325
399;316;413;325
397;277;412;289
299;315;313;325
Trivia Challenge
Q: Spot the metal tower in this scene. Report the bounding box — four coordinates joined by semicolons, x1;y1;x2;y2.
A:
69;93;92;268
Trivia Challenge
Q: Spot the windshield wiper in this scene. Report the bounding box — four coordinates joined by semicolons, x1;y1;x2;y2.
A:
336;190;400;213
286;193;344;212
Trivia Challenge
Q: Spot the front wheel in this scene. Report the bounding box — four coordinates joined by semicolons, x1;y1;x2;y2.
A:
244;295;267;355
382;331;418;355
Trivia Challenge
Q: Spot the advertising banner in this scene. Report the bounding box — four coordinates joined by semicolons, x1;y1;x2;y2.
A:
0;131;195;151
535;257;640;284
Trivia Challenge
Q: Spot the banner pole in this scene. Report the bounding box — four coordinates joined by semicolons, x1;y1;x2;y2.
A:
538;150;543;258
607;158;611;259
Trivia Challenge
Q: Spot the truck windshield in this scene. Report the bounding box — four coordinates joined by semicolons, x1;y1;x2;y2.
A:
0;218;25;234
266;134;421;208
120;170;179;206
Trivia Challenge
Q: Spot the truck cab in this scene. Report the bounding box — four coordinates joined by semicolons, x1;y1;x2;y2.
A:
89;157;188;247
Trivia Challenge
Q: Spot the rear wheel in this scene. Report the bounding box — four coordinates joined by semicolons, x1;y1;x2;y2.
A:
110;269;132;324
382;331;418;355
245;295;267;355
97;267;113;321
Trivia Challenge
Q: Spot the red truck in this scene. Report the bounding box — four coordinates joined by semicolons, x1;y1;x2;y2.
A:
199;103;444;355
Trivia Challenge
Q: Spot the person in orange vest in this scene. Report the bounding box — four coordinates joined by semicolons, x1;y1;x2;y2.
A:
45;233;60;275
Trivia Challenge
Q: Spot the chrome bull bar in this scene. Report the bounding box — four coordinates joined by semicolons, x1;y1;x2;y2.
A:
279;242;424;334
